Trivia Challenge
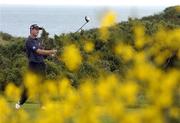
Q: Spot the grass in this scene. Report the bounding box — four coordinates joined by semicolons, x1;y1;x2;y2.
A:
9;101;40;119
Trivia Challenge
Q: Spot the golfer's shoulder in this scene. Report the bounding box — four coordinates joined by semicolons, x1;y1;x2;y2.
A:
25;36;30;43
25;37;33;47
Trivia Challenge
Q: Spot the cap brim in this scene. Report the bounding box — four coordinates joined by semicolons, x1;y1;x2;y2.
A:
33;27;43;30
38;27;43;30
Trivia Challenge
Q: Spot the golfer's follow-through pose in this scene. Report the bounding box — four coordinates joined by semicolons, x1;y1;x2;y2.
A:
15;24;57;109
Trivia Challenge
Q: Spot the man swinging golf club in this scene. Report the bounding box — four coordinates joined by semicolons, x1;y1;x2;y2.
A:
15;24;57;109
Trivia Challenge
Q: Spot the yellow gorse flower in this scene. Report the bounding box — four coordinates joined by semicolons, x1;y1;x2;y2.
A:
134;25;146;49
84;41;94;53
61;44;82;71
5;82;21;100
99;11;117;41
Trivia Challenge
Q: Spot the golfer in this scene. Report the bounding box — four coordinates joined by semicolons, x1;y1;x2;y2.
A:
15;24;57;109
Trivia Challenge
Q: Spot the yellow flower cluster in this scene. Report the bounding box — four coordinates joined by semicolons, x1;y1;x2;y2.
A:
99;11;117;41
84;41;94;53
61;44;82;71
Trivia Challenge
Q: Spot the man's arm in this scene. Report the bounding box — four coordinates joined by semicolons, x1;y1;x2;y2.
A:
26;40;57;56
36;49;57;56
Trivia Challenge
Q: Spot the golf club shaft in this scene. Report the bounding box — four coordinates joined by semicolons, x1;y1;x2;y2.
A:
76;22;88;33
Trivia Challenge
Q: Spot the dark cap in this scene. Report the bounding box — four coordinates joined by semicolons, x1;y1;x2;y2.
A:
30;24;43;30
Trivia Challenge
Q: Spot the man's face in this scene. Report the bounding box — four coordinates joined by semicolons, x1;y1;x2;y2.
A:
30;28;39;37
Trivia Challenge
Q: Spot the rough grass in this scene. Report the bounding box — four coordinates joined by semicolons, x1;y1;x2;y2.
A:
9;101;40;119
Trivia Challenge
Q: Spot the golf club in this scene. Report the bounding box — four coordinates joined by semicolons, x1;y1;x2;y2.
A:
76;16;90;33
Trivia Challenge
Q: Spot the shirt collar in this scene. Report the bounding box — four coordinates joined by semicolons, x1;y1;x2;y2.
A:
29;35;38;40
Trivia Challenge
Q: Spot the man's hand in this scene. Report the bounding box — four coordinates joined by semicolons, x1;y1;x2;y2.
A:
50;50;61;61
50;49;57;57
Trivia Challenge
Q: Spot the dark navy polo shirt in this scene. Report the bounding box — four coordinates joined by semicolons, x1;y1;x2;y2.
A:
25;36;44;63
